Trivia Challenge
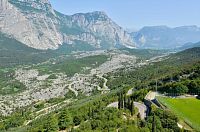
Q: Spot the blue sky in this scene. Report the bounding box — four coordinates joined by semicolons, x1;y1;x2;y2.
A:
49;0;200;29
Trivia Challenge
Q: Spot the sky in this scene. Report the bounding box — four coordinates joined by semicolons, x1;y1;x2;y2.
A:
49;0;200;30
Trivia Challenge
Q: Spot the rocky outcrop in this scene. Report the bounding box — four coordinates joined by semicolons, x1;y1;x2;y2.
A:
0;0;135;50
0;0;63;49
70;11;134;48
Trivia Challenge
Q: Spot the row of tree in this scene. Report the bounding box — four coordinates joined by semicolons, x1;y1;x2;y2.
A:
159;77;200;96
118;92;135;116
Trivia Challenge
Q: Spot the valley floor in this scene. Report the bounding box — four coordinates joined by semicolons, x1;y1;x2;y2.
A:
0;50;138;115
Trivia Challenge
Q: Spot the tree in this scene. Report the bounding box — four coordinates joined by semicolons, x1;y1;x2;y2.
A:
58;110;73;130
118;94;121;109
121;93;124;108
152;114;156;132
127;97;131;110
162;82;188;95
124;94;126;109
79;121;92;130
88;106;92;118
44;115;58;132
118;92;124;109
0;122;5;131
173;83;188;95
73;116;82;126
91;120;102;130
130;100;135;116
188;80;200;94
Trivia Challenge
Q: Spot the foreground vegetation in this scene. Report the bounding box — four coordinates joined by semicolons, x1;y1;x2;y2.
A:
158;97;200;131
0;87;181;132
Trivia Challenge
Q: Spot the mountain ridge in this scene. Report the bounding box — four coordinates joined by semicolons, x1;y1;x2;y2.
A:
132;25;200;49
0;0;135;50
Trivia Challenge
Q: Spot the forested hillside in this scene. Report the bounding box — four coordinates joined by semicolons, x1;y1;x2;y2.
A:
107;47;200;90
0;33;58;67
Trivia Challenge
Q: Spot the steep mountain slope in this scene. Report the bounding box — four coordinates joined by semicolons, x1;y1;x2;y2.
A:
132;26;200;49
0;0;135;50
0;32;60;67
0;0;63;49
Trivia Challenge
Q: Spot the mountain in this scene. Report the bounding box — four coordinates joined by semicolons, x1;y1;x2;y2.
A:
132;25;200;49
0;0;135;50
0;32;61;67
179;41;200;50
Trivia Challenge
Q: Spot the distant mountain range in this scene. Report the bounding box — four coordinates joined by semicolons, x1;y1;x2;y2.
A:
0;0;200;51
0;0;135;50
179;41;200;50
132;26;200;49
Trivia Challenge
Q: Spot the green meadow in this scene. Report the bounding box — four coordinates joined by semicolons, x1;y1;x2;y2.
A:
157;96;200;131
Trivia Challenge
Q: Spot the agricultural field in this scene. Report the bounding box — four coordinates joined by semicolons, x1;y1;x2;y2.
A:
157;96;200;131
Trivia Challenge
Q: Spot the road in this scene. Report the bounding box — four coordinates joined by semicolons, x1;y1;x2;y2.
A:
107;88;147;120
96;75;109;91
67;81;79;96
107;101;147;120
145;91;157;100
25;99;72;126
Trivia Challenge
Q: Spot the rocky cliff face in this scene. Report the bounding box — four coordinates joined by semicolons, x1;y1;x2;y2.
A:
0;0;63;49
0;0;135;50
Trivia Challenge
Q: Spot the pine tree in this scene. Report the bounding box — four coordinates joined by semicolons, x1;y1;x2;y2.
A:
44;114;59;132
118;94;121;109
121;93;124;108
124;94;126;109
152;114;156;132
130;100;135;116
127;97;131;110
88;106;92;118
58;110;73;130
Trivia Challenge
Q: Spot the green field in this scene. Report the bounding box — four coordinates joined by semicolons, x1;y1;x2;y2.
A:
157;97;200;131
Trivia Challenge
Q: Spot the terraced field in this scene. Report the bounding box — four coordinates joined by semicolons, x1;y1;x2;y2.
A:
157;96;200;131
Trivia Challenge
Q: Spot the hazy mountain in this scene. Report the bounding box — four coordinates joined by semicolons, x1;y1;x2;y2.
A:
0;0;135;50
179;41;200;50
132;25;200;49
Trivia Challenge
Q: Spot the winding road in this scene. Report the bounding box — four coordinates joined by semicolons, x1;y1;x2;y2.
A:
107;88;147;120
107;101;147;120
96;75;110;91
67;81;79;97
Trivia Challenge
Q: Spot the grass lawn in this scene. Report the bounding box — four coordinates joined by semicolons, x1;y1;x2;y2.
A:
157;96;200;131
